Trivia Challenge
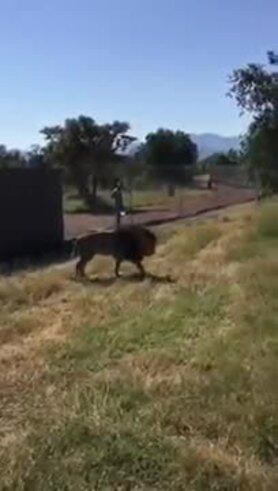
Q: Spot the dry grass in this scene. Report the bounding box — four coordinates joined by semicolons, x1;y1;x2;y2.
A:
0;200;277;489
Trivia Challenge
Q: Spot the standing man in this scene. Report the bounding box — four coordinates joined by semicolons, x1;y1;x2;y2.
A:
207;174;214;190
111;178;125;229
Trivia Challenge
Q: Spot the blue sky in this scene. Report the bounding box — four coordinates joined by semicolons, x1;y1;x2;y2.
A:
0;0;277;149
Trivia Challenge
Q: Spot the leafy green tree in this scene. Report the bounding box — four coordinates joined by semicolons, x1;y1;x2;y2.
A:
26;145;45;167
41;115;134;209
229;63;278;191
0;145;26;168
144;129;197;192
243;119;278;191
0;145;7;168
226;149;241;164
199;150;241;169
229;64;278;117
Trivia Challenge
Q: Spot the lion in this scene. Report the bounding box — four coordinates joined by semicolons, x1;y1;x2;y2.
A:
73;225;157;280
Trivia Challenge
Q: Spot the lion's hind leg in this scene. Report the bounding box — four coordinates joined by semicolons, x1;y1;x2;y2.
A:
75;255;92;280
135;260;145;280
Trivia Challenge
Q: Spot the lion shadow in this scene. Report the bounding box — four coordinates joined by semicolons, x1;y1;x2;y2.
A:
75;272;175;286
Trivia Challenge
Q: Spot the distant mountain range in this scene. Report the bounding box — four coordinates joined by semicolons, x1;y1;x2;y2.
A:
191;133;241;159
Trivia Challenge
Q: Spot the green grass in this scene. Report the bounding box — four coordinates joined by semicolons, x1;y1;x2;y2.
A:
164;221;222;260
63;191;90;213
0;200;278;489
225;198;278;263
257;198;278;238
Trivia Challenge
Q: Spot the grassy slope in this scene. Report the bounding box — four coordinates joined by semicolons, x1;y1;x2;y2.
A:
0;201;277;490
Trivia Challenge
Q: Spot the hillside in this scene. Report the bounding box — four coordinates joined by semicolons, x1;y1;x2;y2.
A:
191;133;240;158
0;200;277;489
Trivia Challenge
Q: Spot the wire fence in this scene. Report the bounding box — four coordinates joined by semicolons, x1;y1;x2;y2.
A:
63;161;278;238
71;163;259;230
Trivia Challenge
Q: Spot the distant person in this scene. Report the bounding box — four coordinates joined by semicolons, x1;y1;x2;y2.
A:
208;174;217;190
207;174;212;189
111;179;125;228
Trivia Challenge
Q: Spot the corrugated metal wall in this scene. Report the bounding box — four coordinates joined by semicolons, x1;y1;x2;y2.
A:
0;168;64;257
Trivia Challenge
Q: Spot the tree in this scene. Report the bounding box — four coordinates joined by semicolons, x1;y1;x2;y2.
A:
0;145;7;168
144;129;197;193
226;149;242;164
199;150;241;169
41;116;134;209
26;145;45;167
243;119;278;191
0;145;26;168
228;64;278;117
228;63;278;191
